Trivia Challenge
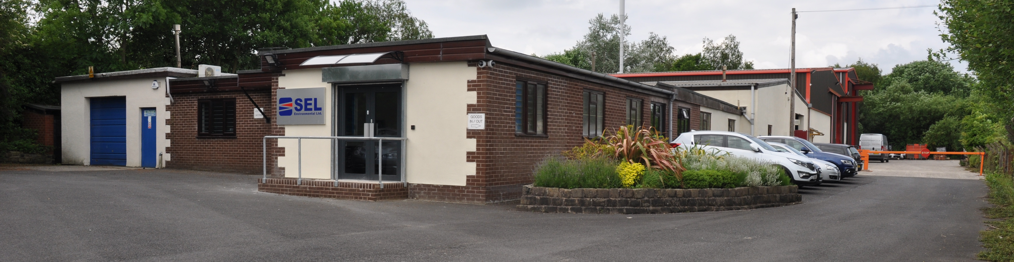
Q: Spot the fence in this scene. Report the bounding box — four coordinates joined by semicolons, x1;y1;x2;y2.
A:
262;136;407;188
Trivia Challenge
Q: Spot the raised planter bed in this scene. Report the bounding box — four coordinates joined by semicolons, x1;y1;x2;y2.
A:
517;185;801;214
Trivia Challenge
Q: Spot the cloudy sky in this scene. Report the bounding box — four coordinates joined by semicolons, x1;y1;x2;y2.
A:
403;0;965;74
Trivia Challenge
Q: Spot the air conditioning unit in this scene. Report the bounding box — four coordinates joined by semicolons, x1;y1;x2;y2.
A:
198;64;221;77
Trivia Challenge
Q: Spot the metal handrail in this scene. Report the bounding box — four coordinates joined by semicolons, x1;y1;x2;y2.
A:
263;136;407;188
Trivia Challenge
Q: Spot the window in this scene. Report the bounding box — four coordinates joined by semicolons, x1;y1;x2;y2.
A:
727;119;736;132
650;103;667;133
694;134;724;147
198;98;236;137
626;98;642;127
727;136;752;151
583;90;604;138
700;112;711;130
515;80;546;135
676;107;690;136
768;125;773;136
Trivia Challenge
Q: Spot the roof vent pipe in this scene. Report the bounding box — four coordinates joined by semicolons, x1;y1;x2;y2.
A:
722;65;727;82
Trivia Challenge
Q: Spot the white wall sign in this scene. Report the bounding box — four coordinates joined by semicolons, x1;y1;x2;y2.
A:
467;113;485;130
254;108;263;119
276;87;326;125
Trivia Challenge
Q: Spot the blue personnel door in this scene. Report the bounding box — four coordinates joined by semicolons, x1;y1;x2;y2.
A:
141;108;157;167
90;97;127;166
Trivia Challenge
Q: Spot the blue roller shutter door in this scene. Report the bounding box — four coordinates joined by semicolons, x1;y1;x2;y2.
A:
90;97;126;166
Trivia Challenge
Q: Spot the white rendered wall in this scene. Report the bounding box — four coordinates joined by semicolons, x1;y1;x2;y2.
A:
277;69;333;179
60;79;169;166
695;84;806;137
810;110;832;143
698;107;742;133
404;62;477;186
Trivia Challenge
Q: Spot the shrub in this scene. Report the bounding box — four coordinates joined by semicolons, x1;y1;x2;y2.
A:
533;157;622;189
562;138;613;160
606;126;684;179
682;170;716;188
640;168;676;188
680;148;785;187
616;161;645;188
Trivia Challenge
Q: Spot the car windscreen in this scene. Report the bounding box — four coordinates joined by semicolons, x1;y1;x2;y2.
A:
746;136;778;151
773;143;806;156
848;147;859;155
798;139;824;153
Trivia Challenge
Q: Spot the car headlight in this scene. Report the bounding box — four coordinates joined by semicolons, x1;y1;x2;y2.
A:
789;159;807;168
824;163;836;170
840;159;852;165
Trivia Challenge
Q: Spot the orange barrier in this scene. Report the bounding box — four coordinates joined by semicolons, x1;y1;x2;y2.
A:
858;150;985;176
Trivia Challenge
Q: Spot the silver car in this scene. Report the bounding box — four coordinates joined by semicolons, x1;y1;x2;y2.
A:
769;142;840;181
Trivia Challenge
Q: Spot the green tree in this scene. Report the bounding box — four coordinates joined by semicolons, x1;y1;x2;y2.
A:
937;0;1014;128
923;116;963;151
702;34;752;70
625;32;676;73
574;13;629;73
668;53;712;71
544;48;591;69
860;79;958;147
878;60;973;96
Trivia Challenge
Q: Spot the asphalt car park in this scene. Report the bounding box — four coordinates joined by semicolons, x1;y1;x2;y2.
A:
0;160;987;261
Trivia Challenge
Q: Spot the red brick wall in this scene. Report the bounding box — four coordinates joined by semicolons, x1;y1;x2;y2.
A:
166;88;278;174
442;62;665;203
22;110;55;147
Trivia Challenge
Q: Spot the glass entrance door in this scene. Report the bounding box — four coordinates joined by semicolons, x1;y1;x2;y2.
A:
337;85;402;181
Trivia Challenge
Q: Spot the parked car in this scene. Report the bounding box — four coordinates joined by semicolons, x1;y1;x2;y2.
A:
770;142;840;181
758;136;859;178
814;143;863;171
860;133;890;163
671;131;821;186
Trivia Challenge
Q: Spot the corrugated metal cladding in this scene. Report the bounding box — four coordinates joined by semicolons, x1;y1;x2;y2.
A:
90;97;126;166
810;71;837;114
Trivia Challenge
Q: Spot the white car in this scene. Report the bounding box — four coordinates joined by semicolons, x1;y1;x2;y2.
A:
671;131;821;187
769;142;840;181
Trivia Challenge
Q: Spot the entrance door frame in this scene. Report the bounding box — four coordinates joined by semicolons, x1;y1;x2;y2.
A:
331;82;406;181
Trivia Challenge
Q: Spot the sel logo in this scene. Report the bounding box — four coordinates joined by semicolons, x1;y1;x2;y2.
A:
278;97;323;116
278;97;294;116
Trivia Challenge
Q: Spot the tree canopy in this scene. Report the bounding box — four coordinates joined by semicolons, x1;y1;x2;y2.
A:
938;0;1014;128
701;35;752;70
0;0;433;153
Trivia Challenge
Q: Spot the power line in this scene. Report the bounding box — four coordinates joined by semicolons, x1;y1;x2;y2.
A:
797;5;936;13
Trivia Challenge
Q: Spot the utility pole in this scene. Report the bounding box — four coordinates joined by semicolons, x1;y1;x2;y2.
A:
789;8;797;136
618;0;625;73
174;24;181;68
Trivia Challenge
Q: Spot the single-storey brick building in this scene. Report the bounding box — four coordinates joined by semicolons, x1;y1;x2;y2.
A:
164;35;744;203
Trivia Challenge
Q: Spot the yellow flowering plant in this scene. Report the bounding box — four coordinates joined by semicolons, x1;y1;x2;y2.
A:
616;161;645;188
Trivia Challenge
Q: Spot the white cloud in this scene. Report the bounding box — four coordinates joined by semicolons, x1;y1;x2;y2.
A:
403;0;962;73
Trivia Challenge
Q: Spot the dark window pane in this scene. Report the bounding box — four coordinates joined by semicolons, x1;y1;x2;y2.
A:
515;81;523;133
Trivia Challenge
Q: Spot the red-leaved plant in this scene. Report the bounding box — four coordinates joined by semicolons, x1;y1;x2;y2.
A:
605;126;685;183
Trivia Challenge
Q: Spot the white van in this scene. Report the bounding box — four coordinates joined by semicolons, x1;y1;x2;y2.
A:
859;133;890;163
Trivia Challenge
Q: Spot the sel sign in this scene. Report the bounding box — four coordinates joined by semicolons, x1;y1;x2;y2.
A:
277;87;326;125
467;113;485;130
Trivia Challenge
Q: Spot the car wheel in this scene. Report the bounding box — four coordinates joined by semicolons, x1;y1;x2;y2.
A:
886;159;890;163
879;158;885;163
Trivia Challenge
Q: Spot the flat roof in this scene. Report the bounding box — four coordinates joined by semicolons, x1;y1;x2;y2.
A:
55;67;198;83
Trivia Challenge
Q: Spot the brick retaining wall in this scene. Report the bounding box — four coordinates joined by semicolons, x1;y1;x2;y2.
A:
258;178;408;201
518;185;801;214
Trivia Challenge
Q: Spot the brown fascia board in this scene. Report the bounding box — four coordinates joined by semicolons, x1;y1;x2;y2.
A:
54;67;198;83
486;47;672;97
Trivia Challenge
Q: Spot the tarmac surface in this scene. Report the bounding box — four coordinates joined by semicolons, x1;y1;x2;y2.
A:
0;160;988;261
